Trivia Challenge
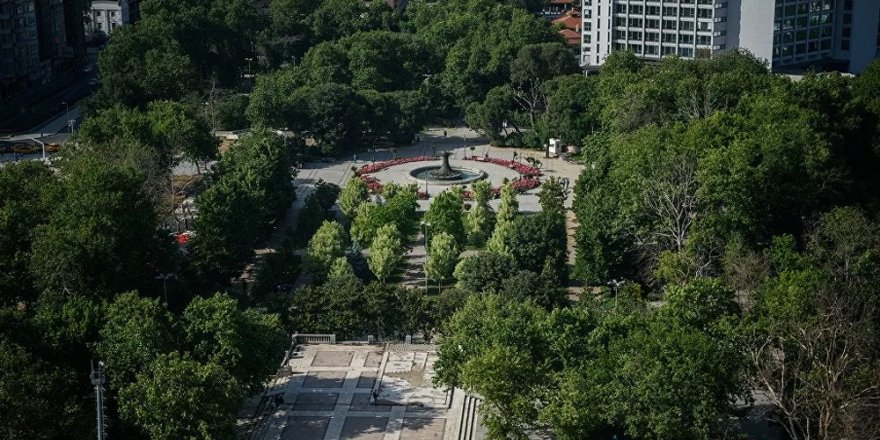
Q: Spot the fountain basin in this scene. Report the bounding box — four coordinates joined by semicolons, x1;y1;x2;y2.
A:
409;165;487;185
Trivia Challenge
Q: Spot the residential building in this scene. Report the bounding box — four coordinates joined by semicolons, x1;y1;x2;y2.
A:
544;0;575;18
553;9;582;47
581;0;880;74
85;0;121;38
0;0;73;100
85;0;138;40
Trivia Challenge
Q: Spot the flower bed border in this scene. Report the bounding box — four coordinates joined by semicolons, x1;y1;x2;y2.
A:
357;155;542;198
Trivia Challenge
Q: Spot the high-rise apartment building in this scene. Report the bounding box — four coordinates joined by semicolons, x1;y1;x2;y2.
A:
0;0;72;98
581;0;880;74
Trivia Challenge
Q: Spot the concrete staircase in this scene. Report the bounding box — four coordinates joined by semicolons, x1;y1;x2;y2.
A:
457;394;481;440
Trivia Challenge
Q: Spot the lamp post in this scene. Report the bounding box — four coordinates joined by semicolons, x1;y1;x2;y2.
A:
421;221;430;291
155;273;175;305
62;101;71;134
608;279;625;309
25;135;46;160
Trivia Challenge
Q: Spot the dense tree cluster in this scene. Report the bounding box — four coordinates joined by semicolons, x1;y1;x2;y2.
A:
436;280;744;439
573;52;880;289
0;157;286;439
189;129;296;288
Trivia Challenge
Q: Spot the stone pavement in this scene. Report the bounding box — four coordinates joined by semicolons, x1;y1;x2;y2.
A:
248;343;469;440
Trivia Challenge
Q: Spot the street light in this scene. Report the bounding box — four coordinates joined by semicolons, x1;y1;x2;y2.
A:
421;221;430;291
155;273;175;305
25;135;46;160
608;279;625;309
62;101;72;135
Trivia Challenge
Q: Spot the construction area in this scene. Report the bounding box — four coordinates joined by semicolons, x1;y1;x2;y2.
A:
240;337;483;440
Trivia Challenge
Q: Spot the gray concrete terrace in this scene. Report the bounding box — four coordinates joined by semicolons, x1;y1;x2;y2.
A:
242;343;477;440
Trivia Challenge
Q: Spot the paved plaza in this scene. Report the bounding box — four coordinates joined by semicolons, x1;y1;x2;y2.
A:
245;343;477;440
292;127;583;213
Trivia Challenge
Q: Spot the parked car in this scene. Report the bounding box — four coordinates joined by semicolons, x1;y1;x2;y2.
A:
12;144;38;154
45;143;61;153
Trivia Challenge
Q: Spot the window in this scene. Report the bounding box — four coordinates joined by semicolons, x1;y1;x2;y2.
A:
629;5;643;14
662;46;677;55
697;8;712;19
629;31;643;40
110;11;116;17
646;19;660;29
646;6;660;16
680;7;695;18
680;20;695;31
645;45;659;55
679;34;694;44
663;33;677;43
628;17;643;27
663;19;677;29
95;10;102;16
697;35;711;45
680;47;694;57
646;31;660;42
663;7;677;17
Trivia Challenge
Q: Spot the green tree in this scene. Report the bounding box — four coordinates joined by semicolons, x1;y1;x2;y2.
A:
120;353;241;440
487;183;519;254
426;232;460;290
509;42;578;131
0;161;54;305
146;100;218;167
440;3;556;107
30;158;173;297
97;292;175;389
501;213;567;276
465;85;521;141
339;177;370;220
454;252;518;294
95;19;199;107
537;176;566;219
182;293;287;393
424;189;466;246
368;224;403;283
544;74;600;147
303;82;367;154
305;221;348;277
0;337;85;439
465;180;495;246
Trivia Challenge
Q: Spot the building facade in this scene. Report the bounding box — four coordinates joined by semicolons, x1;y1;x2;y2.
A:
0;0;72;99
84;0;121;38
581;0;880;74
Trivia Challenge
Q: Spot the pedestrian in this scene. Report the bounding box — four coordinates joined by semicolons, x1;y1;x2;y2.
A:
443;130;447;138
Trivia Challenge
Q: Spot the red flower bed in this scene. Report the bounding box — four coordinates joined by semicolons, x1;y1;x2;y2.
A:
356;155;435;175
360;175;384;193
357;154;542;196
463;156;542;177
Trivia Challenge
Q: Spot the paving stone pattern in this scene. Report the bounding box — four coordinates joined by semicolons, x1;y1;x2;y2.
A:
262;344;458;440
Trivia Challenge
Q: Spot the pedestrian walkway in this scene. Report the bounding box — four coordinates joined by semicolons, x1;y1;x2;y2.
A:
247;343;466;440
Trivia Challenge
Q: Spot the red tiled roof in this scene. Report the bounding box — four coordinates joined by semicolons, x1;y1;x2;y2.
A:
559;29;580;46
552;13;581;31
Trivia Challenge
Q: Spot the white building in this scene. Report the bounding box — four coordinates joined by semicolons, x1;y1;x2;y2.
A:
85;0;139;39
581;0;880;74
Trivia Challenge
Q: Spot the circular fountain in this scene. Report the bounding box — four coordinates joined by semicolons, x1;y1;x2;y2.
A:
409;151;486;185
